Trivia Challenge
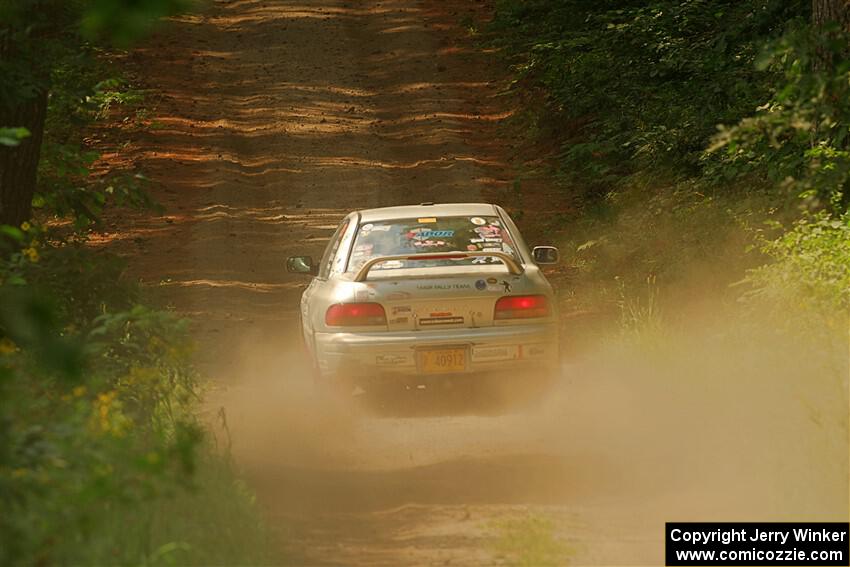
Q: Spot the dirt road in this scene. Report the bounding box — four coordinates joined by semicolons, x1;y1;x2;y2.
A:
94;1;847;565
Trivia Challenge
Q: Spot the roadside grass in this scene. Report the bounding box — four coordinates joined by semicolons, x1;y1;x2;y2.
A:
0;241;277;566
89;448;273;566
491;514;573;567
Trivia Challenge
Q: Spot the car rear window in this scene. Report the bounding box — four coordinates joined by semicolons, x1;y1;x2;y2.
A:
347;215;518;272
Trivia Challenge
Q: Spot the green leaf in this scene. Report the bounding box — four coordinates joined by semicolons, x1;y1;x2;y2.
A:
0;225;25;241
0;127;31;147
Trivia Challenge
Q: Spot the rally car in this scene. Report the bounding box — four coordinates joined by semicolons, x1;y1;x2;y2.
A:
287;203;560;391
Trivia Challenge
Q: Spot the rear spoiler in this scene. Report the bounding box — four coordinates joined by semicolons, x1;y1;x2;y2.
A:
353;251;523;282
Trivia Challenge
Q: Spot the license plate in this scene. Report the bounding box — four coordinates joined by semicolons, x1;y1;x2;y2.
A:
418;348;467;374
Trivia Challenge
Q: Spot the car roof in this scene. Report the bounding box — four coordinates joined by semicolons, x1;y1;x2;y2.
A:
357;203;499;223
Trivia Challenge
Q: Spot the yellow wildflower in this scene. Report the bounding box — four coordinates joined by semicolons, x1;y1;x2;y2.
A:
0;338;16;355
22;247;38;263
91;390;130;437
20;222;31;232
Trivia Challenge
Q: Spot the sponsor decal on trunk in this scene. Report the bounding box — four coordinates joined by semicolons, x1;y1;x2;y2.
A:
416;283;472;290
376;354;413;366
419;316;465;326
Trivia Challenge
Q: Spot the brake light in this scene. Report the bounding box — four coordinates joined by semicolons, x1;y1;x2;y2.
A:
494;295;550;320
325;303;387;327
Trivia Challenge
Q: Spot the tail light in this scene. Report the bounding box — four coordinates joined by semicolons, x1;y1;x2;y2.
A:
494;295;550;320
325;303;387;327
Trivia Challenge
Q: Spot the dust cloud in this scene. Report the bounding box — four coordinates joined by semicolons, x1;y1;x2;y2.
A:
203;306;848;565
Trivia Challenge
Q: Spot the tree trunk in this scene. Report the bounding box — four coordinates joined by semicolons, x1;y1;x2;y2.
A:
0;16;50;229
811;0;850;97
0;90;48;227
813;0;850;28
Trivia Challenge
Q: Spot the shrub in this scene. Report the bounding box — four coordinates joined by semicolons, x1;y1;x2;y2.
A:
745;213;850;312
491;0;806;191
0;238;271;566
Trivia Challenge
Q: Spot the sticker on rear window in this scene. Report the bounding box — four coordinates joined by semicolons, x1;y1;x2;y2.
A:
474;225;501;238
374;260;404;270
346;215;518;272
408;228;454;239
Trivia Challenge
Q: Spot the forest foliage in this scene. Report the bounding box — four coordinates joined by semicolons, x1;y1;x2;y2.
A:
0;1;272;565
491;0;850;313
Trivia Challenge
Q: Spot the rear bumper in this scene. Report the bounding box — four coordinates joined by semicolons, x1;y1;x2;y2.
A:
312;322;559;380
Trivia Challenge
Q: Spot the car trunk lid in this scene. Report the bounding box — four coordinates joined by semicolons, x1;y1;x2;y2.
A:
350;271;521;331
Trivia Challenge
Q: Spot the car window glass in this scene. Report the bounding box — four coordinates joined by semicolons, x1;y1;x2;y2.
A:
330;218;357;276
318;218;350;279
348;216;517;272
497;208;529;264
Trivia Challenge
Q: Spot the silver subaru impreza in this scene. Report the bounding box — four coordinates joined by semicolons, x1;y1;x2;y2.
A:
287;203;560;391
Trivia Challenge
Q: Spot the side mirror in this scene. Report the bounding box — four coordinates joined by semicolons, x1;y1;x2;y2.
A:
532;246;560;265
287;255;317;275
